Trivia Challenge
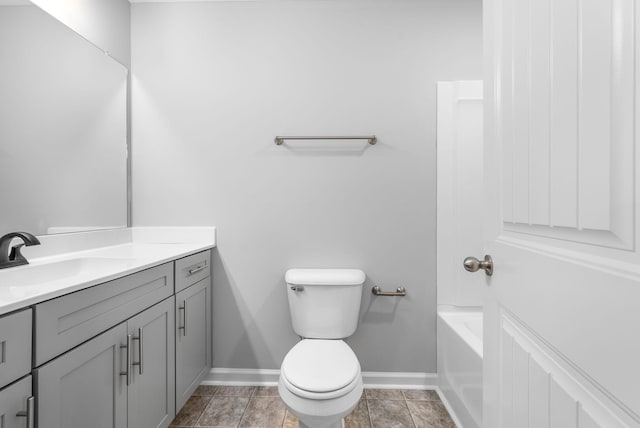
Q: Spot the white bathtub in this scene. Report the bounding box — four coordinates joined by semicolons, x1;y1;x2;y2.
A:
438;310;483;428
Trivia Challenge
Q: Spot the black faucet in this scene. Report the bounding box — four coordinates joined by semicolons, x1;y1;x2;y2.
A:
0;232;41;269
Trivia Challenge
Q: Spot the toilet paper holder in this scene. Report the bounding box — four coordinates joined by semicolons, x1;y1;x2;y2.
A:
371;286;407;297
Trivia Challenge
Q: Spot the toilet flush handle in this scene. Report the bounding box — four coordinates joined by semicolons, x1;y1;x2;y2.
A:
290;285;304;292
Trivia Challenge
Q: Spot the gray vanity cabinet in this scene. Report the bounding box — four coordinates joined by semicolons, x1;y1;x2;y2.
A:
20;248;212;427
34;263;177;428
36;323;128;428
127;297;175;428
36;298;176;428
175;277;211;410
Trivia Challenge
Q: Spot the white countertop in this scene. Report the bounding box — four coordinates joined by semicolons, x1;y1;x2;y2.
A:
0;227;215;316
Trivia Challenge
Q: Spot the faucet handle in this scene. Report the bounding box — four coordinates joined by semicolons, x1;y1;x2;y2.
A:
9;244;27;263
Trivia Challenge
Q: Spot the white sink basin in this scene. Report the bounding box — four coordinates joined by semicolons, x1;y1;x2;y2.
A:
0;257;138;299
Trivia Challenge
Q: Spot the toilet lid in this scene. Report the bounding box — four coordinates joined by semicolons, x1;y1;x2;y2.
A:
281;340;360;393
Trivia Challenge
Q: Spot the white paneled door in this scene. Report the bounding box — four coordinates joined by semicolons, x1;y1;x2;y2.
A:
483;0;640;427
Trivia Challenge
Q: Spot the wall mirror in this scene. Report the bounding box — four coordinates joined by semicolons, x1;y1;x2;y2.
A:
0;1;128;236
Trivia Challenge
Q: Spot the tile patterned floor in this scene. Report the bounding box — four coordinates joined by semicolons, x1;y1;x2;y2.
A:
170;386;456;428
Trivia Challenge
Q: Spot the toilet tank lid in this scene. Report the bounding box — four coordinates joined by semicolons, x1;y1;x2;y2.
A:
285;269;365;285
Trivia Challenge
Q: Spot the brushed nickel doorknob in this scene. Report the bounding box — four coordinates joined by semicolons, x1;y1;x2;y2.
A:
463;255;493;276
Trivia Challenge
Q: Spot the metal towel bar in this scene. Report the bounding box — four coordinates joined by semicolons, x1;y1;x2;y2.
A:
371;286;407;297
274;135;377;145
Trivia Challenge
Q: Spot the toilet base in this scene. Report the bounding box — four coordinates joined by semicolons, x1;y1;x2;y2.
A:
299;419;344;428
278;377;362;428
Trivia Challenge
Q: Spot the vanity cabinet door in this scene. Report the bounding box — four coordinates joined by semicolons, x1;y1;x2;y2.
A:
0;376;33;428
175;277;211;411
127;298;175;428
35;323;127;428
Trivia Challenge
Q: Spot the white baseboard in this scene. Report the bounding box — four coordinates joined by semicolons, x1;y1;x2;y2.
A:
362;371;438;389
203;368;438;390
204;368;280;386
435;386;467;428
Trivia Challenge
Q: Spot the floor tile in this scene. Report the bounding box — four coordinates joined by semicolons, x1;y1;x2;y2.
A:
344;398;371;428
367;399;414;428
239;396;287;427
282;410;298;428
172;386;452;428
407;401;456;428
364;389;405;400
402;390;440;401
171;395;211;426
193;385;218;396
215;385;256;397
196;395;250;427
253;386;280;397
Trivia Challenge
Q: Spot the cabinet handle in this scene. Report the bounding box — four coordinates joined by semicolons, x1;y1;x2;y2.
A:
188;263;207;276
120;334;132;386
16;396;34;428
178;302;187;337
132;328;143;375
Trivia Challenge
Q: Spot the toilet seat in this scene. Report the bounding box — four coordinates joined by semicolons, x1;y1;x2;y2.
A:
281;367;361;401
281;340;361;400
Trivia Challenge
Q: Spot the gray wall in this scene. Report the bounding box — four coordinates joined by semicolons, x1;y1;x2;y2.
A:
131;0;481;373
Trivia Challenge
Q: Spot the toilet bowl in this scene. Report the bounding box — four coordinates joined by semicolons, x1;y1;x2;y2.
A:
278;339;363;428
278;269;366;428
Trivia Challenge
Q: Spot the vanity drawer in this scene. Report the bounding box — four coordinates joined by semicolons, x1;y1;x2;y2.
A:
34;263;174;366
175;250;210;293
0;309;31;388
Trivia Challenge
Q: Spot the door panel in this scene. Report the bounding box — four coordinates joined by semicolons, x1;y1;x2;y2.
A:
495;0;635;249
500;313;628;428
36;323;127;428
0;376;32;428
483;0;640;426
127;298;175;428
175;278;211;411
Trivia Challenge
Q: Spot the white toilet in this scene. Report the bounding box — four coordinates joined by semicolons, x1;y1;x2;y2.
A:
278;268;365;428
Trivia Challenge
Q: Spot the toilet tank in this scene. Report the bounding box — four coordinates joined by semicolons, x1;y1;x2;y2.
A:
285;268;365;339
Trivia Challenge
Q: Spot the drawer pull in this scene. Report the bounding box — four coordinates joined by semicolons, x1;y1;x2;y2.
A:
16;396;34;428
120;334;132;386
188;263;207;276
132;328;143;375
178;302;187;337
